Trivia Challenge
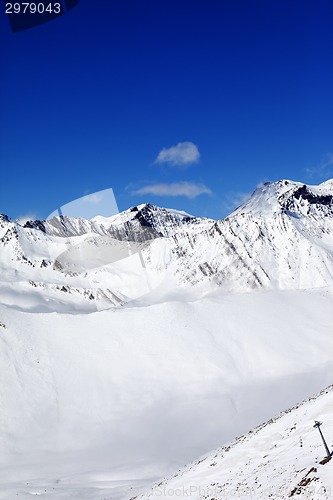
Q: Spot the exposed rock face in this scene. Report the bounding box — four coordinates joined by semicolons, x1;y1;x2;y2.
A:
1;179;333;310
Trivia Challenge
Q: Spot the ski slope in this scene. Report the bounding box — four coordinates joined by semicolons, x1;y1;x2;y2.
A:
0;178;333;499
0;287;333;499
139;385;333;499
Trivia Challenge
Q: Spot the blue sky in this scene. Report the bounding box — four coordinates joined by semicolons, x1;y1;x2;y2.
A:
1;0;333;221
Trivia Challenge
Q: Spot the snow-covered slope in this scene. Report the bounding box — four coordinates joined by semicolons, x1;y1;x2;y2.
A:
172;179;333;290
139;385;333;500
1;179;333;313
0;287;333;499
0;202;215;311
0;178;333;499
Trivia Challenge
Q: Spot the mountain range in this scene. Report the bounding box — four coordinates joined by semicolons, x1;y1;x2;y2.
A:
1;178;333;312
0;178;332;499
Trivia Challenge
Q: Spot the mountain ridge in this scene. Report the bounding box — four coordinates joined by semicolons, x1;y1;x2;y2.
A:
1;178;333;312
1;178;333;499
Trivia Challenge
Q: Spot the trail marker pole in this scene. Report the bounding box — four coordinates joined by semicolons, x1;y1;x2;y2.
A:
313;421;332;458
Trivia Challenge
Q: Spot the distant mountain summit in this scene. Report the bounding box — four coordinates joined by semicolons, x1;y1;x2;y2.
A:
231;179;333;217
173;178;333;291
0;179;332;311
20;203;208;239
1;180;333;500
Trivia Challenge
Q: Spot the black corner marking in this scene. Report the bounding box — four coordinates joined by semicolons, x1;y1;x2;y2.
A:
4;0;80;33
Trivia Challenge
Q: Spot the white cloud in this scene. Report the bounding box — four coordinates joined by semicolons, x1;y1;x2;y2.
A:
133;182;212;199
16;213;37;224
220;191;251;215
305;153;333;179
155;142;200;167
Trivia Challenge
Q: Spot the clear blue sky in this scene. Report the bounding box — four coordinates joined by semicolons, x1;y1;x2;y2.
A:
1;0;333;221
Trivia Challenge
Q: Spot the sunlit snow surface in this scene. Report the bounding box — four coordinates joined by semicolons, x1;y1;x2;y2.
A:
0;179;333;499
140;383;333;500
0;288;333;499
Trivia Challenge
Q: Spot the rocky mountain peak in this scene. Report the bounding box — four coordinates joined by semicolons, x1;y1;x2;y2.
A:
230;179;333;219
1;178;333;311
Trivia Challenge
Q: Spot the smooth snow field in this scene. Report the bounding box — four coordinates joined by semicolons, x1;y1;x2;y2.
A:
0;286;333;499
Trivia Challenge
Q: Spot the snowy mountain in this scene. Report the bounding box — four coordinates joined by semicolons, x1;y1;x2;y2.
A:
1;179;333;312
24;203;208;238
0;202;216;311
0;178;333;499
172;178;333;291
138;385;333;500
